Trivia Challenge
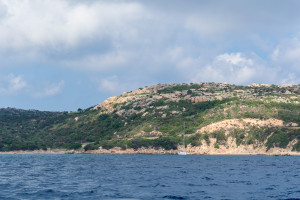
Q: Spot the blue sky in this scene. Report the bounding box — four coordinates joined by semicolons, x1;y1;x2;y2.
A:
0;0;300;111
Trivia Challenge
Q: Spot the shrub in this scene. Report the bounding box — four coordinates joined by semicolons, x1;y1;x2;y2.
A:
158;124;171;133
126;136;179;150
84;143;99;151
293;141;300;151
143;125;154;133
266;131;289;150
212;130;227;145
233;129;245;146
278;110;300;124
243;112;264;119
128;137;151;150
67;142;82;150
189;133;202;146
153;136;179;150
203;133;210;145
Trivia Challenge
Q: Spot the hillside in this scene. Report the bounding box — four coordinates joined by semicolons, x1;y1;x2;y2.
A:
0;82;300;154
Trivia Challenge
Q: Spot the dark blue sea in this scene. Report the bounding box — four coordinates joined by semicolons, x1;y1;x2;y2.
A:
0;155;299;200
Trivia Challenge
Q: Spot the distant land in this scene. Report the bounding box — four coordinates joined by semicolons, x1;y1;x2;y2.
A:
0;82;299;155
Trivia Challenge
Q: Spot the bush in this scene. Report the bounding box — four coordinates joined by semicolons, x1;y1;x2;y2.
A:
266;131;289;150
243;112;264;119
189;133;202;146
126;136;179;150
153;136;179;150
143;125;154;133
67;142;82;150
233;129;245;146
203;133;210;145
129;137;151;150
248;127;272;142
212;130;227;145
84;143;99;151
293;141;300;151
158;124;171;133
278;110;300;124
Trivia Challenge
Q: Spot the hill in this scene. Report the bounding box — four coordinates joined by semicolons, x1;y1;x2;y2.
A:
0;82;299;155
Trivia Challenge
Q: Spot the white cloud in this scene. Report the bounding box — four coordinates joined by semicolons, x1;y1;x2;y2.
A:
0;0;144;51
94;76;125;94
0;0;151;73
272;35;300;72
101;78;120;93
280;73;300;85
216;53;253;66
0;74;27;95
8;75;27;91
33;80;64;98
185;52;278;85
92;76;140;95
0;0;299;95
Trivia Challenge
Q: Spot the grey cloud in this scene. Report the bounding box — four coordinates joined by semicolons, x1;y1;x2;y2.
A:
1;0;300;95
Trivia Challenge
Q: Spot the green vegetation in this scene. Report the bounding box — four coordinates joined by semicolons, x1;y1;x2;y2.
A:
0;83;299;152
265;128;300;151
266;131;289;150
232;129;245;146
293;141;300;151
188;132;212;147
158;84;202;94
189;133;202;146
143;125;154;133
130;136;180;150
212;130;227;145
84;136;180;151
67;142;82;150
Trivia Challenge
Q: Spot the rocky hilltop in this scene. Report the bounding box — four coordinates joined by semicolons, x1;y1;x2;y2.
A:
94;82;299;117
0;82;299;155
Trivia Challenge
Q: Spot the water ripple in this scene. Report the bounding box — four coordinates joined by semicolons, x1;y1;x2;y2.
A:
0;155;299;199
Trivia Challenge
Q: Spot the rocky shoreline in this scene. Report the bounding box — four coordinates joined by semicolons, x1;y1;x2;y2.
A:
1;147;299;156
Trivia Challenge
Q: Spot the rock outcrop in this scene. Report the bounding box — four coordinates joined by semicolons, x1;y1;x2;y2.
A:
92;82;300;118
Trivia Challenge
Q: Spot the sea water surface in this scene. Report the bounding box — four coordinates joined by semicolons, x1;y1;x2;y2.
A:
0;155;299;200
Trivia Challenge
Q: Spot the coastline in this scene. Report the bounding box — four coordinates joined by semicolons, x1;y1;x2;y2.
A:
1;147;300;156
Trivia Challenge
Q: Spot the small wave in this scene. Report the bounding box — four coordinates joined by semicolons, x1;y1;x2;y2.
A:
265;187;274;191
202;176;213;181
281;198;300;200
105;199;142;200
163;195;186;199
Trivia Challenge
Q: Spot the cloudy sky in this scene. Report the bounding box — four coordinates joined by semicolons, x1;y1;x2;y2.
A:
1;0;300;111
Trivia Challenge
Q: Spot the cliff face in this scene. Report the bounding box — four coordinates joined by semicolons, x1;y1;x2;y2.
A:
0;82;299;154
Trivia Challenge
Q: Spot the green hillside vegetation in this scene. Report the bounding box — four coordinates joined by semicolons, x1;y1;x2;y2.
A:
0;82;299;152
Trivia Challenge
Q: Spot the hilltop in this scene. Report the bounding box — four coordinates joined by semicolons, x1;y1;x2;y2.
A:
0;82;299;155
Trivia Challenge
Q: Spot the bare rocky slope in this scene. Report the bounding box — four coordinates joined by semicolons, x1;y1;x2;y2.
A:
0;82;299;154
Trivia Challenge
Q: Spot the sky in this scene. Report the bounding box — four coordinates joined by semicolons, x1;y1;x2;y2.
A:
0;0;300;111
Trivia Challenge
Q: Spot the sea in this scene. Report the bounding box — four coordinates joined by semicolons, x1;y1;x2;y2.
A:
0;155;299;200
